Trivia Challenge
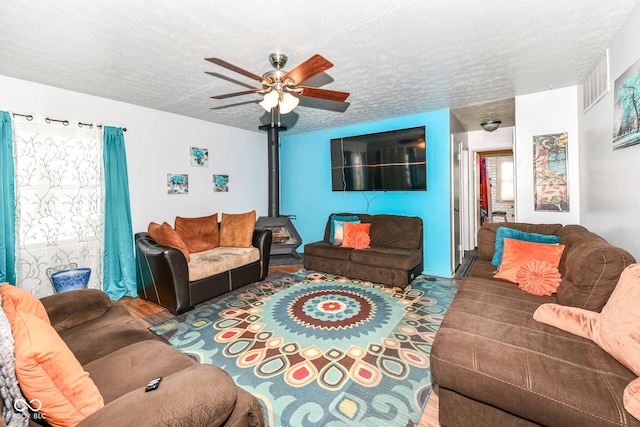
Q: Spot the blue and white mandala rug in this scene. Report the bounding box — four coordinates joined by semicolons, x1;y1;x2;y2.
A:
148;269;458;427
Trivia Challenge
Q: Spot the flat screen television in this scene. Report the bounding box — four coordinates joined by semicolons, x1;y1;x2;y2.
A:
331;126;427;191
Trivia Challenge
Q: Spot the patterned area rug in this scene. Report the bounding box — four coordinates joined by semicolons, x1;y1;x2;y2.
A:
147;269;458;426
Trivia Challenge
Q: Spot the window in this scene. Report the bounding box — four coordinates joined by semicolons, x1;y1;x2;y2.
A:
496;156;514;202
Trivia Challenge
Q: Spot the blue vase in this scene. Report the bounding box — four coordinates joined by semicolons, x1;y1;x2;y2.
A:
51;268;91;293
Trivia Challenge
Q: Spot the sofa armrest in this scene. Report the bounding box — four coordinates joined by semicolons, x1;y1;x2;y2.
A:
252;228;272;280
77;365;238;427
135;232;192;315
40;289;112;333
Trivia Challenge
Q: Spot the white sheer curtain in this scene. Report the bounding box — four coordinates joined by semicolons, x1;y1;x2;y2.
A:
13;116;104;297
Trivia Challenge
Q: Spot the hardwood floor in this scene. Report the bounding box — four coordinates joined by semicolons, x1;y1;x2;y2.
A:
120;263;440;426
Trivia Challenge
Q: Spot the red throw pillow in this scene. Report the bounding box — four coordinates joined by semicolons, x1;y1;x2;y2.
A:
516;260;562;296
494;238;565;283
148;222;190;262
342;222;371;250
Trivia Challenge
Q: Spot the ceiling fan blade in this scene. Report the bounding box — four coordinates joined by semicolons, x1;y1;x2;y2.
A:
210;88;264;99
297;86;350;102
205;57;266;84
282;54;333;85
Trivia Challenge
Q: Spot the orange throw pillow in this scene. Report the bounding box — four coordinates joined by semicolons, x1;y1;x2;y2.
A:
174;213;220;253
219;211;256;248
148;222;190;262
0;283;50;325
494;238;565;283
534;263;640;420
516;260;562;296
625;377;640;421
12;311;104;427
342;222;371;250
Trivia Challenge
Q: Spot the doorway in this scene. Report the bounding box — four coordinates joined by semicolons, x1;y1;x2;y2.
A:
477;150;515;226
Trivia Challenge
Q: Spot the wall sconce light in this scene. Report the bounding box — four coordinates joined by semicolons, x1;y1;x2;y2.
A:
481;120;502;132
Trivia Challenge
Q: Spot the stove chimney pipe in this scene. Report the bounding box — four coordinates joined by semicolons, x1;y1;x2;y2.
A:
259;109;286;218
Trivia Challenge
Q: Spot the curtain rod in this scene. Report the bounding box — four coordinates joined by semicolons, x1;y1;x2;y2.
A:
12;112;127;131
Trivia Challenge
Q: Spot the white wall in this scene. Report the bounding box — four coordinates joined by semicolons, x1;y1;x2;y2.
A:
578;2;640;260
515;86;580;225
0;75;268;233
467;126;514;152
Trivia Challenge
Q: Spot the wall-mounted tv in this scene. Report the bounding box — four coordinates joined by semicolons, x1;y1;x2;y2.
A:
331;126;427;191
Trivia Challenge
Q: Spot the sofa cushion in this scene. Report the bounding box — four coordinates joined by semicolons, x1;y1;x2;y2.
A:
174;213;219;253
491;226;561;266
148;222;190;262
330;215;360;245
41;289;112;334
557;238;636;312
626;378;640;421
516;260;562;296
0;283;50;325
83;340;195;404
431;276;637;427
12;310;104;427
493;238;565;283
219;210;256;248
304;241;353;261
342;222;371;249
58;303;155;365
349;246;422;270
369;214;422;250
323;213;373;241
188;246;260;282
534;263;640;376
476;222;562;262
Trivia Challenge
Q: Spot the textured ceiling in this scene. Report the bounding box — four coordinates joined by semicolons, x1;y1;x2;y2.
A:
0;0;637;135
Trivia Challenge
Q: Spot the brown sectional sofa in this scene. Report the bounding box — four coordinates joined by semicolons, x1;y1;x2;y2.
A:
431;222;638;426
3;288;264;427
303;213;423;288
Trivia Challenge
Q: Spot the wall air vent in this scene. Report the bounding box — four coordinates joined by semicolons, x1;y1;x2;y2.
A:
582;49;609;113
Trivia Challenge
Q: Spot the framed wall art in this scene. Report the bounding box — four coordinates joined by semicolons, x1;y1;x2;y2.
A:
533;132;568;212
213;174;229;192
613;56;640;150
190;147;209;166
167;174;188;194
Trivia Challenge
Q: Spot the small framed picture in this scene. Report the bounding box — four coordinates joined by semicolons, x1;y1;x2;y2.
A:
213;174;229;192
167;174;188;194
190;147;209;166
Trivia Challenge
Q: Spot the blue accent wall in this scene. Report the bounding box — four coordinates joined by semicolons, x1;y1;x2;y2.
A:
280;110;452;278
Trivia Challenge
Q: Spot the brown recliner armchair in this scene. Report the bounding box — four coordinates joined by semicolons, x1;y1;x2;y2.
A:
2;288;265;427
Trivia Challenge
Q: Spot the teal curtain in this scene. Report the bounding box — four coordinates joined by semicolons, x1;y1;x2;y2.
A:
0;111;16;284
102;126;136;299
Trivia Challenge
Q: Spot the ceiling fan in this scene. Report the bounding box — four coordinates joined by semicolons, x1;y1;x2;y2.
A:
205;53;350;114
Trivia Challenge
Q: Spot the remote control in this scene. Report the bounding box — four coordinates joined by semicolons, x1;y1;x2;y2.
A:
145;377;162;392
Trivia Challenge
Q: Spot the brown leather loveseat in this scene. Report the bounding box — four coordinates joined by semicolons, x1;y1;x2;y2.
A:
135;227;271;315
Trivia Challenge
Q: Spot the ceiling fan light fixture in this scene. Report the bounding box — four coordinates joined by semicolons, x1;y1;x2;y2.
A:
278;92;299;114
259;90;279;111
481;120;502;132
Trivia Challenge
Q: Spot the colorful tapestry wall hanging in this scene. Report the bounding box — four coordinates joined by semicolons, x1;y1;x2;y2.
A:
533;132;568;212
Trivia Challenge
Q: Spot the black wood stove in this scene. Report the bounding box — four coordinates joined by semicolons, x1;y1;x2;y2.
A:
255;119;302;260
